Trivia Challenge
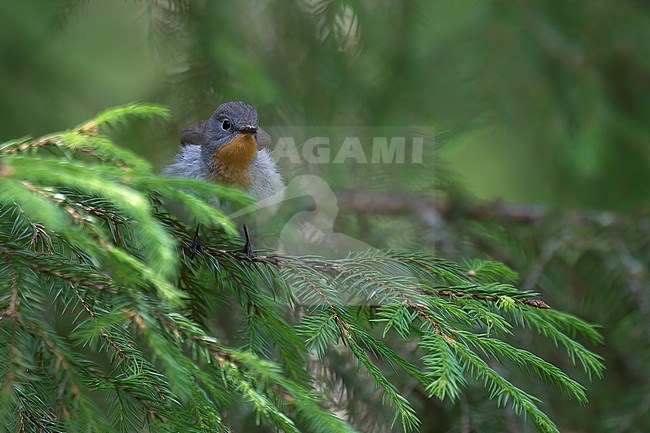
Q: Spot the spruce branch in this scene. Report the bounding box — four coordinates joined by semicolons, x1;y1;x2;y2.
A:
335;189;624;227
0;104;604;433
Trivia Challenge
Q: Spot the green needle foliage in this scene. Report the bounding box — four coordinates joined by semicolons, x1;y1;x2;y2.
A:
0;104;603;433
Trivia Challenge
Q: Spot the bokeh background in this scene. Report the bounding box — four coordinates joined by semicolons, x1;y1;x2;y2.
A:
1;1;649;432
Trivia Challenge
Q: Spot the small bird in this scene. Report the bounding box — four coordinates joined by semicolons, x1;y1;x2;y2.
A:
163;100;285;254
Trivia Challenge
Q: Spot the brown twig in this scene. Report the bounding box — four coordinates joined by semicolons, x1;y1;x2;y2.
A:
0;245;114;293
335;189;625;227
434;289;550;309
1;257;21;320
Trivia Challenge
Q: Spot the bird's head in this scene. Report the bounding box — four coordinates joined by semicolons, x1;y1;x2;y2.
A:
200;100;260;186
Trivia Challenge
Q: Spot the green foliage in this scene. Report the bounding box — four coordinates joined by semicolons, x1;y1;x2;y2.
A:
1;1;648;431
443;202;648;431
0;106;603;432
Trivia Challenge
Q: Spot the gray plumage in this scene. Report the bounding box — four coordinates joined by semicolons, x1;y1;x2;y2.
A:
179;119;272;150
163;101;285;223
163;144;284;202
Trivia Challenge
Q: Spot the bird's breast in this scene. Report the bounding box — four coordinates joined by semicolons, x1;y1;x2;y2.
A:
209;133;257;187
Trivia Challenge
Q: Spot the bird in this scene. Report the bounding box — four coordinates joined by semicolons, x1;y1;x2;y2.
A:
162;100;285;255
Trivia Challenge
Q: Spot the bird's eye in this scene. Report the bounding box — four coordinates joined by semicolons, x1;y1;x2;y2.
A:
221;119;231;130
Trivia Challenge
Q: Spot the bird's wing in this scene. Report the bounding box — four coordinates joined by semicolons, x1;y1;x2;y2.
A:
256;127;272;150
180;120;206;145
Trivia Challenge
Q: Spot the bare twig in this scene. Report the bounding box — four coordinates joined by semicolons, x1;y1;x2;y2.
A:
335;189;625;227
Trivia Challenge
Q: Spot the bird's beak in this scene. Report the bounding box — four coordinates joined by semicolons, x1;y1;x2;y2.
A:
240;125;257;135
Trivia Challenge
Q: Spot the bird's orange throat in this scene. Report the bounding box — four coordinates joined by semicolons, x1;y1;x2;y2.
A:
210;133;257;187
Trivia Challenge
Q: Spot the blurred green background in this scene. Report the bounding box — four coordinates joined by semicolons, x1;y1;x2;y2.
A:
3;0;649;210
2;1;649;432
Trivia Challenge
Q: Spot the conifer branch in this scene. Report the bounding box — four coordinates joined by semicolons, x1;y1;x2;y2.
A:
434;288;550;309
0;104;604;433
248;252;552;309
335;189;623;227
